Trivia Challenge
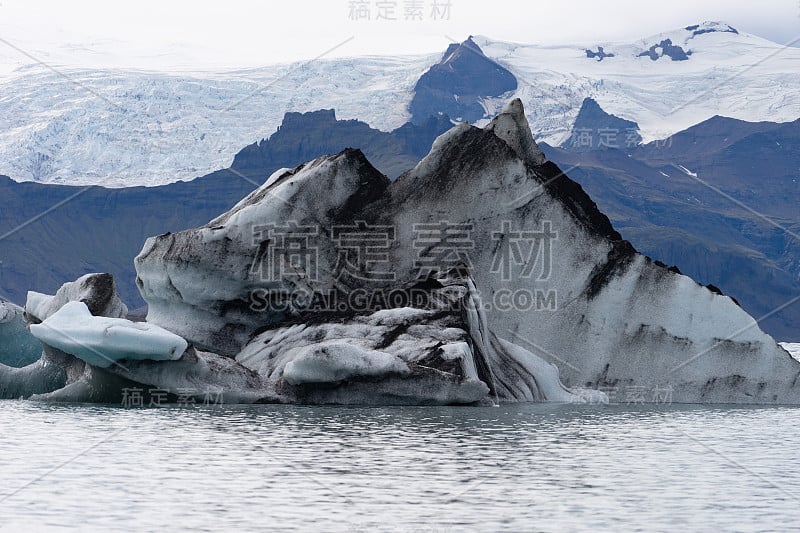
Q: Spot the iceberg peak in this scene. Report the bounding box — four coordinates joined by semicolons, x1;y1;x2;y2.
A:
484;99;546;166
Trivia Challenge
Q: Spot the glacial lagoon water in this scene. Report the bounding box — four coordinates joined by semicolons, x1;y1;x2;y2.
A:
1;401;800;532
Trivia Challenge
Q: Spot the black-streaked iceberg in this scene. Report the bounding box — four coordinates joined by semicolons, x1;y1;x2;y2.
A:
5;99;799;405
134;99;800;404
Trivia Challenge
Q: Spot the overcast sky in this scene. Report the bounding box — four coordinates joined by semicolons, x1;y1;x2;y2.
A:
0;0;798;67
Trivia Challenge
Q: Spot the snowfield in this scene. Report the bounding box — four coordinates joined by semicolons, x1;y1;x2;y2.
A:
477;23;800;145
0;22;799;186
0;56;436;186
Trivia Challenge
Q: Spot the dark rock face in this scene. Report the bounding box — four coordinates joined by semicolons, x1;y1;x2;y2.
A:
231;109;452;180
392;114;455;158
408;37;518;124
562;98;642;151
686;23;738;37
639;39;690;61
0;174;258;312
585;47;615;61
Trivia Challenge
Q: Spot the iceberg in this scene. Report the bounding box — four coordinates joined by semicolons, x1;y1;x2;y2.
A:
0;300;41;368
5;100;799;405
29;301;187;369
0;358;67;399
26;273;128;322
233;288;600;405
2;273;184;402
134;99;800;404
282;342;411;386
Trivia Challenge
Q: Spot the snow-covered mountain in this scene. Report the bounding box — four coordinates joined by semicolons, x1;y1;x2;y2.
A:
478;22;800;144
0;21;798;186
0;56;435;186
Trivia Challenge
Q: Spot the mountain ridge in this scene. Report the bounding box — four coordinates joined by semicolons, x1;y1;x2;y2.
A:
1;23;798;187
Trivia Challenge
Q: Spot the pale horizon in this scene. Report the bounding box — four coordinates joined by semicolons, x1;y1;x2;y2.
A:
0;0;797;70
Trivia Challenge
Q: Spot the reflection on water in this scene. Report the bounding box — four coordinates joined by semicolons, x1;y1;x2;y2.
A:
1;401;799;531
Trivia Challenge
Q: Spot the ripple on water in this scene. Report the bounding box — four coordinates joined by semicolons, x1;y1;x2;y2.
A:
1;401;800;532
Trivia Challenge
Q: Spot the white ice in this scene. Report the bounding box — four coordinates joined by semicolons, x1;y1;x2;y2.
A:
497;339;607;404
283;341;410;386
26;273;128;322
29;301;187;368
780;343;800;363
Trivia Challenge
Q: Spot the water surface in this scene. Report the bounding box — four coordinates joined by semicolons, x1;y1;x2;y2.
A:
1;401;799;532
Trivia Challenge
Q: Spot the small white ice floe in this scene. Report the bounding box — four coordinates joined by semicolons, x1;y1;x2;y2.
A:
29;301;187;368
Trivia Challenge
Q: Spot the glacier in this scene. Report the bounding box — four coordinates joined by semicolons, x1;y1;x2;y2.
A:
781;343;800;363
0;22;798;186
